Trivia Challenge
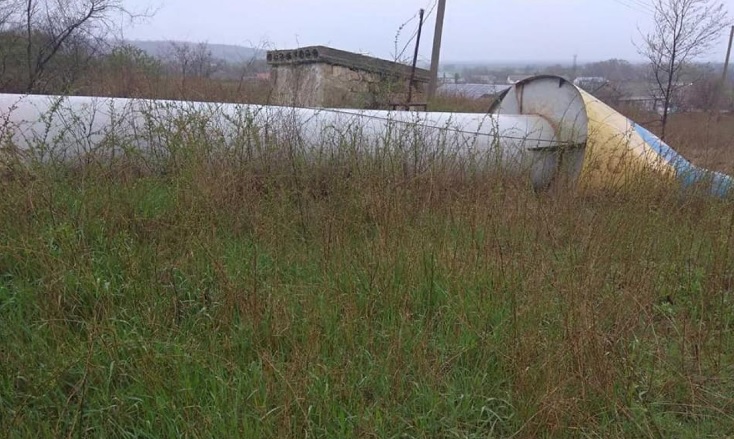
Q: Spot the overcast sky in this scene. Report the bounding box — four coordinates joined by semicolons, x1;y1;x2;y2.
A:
122;0;734;63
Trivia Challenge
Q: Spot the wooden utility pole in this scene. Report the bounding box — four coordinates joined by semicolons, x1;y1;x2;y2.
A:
716;26;734;120
723;25;734;83
427;0;447;100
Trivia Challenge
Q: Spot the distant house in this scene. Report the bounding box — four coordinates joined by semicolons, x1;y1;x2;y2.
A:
266;45;430;108
618;96;662;112
573;76;608;90
463;74;497;84
587;80;694;115
438;71;462;84
437;83;511;100
476;74;497;84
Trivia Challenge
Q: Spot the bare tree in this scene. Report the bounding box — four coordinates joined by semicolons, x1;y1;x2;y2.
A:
581;59;644;82
100;44;161;96
636;0;729;139
166;42;192;85
679;64;725;111
7;0;152;92
0;1;23;89
189;42;221;79
0;1;17;28
166;41;220;85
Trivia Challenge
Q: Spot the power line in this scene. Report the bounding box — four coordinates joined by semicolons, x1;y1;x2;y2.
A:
611;0;654;15
391;10;419;61
611;0;642;13
629;0;655;14
394;12;420;47
628;0;655;14
395;0;438;62
395;2;437;62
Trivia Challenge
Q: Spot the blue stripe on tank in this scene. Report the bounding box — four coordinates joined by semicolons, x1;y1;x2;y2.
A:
632;122;733;197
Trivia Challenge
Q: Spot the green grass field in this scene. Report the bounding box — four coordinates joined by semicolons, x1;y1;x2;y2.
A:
2;118;734;438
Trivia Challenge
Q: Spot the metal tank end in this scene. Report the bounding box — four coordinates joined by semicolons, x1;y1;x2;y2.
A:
490;75;589;193
493;75;734;198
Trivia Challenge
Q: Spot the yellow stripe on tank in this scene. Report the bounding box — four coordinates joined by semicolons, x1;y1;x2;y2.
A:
576;90;677;191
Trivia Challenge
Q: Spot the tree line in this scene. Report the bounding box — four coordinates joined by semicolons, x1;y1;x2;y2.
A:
1;0;730;131
0;0;268;99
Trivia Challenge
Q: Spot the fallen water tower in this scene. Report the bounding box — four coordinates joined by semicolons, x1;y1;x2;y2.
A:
1;75;731;197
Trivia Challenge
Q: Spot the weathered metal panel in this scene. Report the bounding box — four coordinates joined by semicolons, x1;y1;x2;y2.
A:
578;89;733;196
3;75;729;196
490;75;733;197
0;93;562;188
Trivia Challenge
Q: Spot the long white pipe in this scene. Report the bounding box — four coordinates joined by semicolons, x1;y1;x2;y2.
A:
0;93;563;183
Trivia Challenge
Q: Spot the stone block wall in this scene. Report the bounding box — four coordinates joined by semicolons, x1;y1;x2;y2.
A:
270;64;327;107
271;63;422;108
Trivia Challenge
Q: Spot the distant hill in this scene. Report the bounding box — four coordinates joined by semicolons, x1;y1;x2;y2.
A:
125;40;265;63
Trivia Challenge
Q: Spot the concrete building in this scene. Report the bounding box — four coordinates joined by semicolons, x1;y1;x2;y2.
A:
266;46;430;108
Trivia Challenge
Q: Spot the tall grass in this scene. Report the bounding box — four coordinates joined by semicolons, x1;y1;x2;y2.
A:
1;104;734;438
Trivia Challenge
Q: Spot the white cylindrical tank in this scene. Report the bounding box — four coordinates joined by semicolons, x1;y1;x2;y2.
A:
0;93;566;187
4;76;729;196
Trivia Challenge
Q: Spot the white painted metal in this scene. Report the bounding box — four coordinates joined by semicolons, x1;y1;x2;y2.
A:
490;76;590;188
0;93;565;187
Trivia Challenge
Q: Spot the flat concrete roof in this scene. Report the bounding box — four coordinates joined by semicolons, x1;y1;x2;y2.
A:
266;46;430;82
